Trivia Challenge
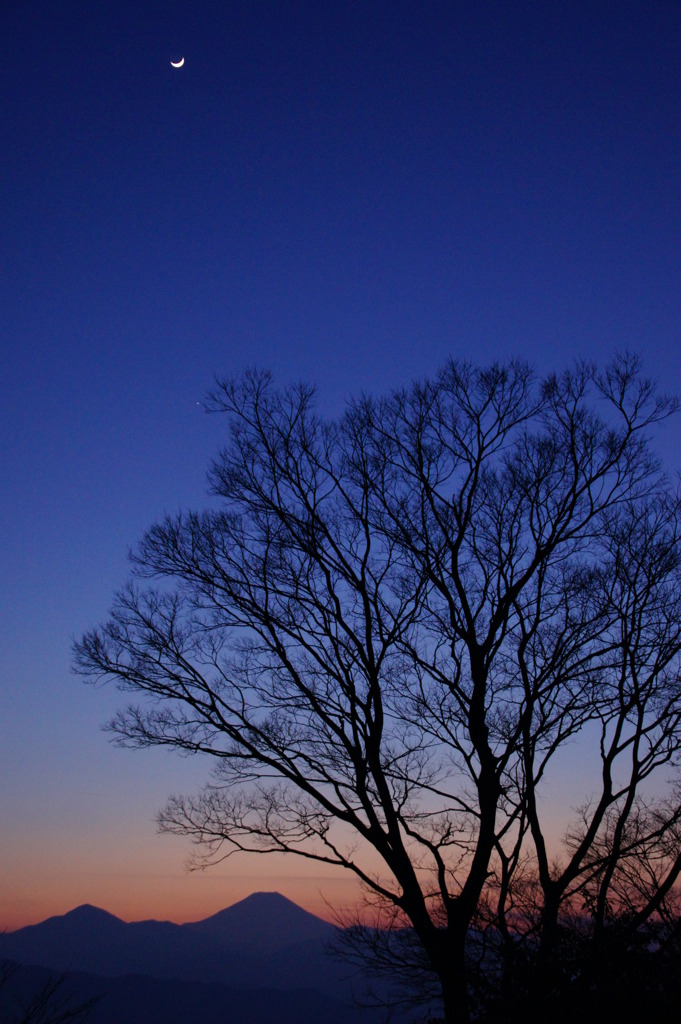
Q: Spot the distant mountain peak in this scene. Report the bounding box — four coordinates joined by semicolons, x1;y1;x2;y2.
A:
234;891;299;908
196;890;330;923
63;903;124;924
184;891;335;951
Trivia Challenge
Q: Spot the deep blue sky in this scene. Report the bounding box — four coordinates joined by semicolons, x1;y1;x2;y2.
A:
2;0;681;927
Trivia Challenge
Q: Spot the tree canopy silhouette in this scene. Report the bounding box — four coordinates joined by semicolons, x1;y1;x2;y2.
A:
75;356;681;1024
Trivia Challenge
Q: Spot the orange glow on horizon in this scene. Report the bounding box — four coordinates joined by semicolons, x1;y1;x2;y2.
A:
0;851;366;931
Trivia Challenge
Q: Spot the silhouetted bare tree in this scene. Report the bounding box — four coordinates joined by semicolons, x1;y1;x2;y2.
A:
74;356;681;1023
0;962;98;1024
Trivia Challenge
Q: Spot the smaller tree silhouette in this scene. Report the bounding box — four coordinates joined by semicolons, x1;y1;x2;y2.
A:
0;961;99;1024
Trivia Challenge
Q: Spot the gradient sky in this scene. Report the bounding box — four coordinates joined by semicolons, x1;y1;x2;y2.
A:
2;0;681;930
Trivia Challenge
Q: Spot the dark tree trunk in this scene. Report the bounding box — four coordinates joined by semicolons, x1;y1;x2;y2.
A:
437;967;469;1024
431;932;471;1024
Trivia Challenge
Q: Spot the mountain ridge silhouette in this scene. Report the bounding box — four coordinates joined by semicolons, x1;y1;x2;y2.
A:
0;891;348;995
182;890;336;952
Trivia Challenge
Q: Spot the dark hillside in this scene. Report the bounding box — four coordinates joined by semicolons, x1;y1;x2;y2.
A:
0;960;385;1024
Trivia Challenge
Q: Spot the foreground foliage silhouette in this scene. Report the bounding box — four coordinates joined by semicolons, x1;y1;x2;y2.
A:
0;961;98;1024
75;356;681;1023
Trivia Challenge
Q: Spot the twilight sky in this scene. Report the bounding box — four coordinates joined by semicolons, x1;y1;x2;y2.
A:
2;0;681;929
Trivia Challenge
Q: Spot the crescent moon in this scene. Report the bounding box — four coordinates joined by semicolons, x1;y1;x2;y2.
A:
170;57;185;68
